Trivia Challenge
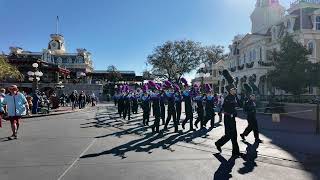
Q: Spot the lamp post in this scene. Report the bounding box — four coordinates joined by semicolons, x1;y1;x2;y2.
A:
55;81;65;96
199;63;210;93
79;72;86;83
27;63;43;93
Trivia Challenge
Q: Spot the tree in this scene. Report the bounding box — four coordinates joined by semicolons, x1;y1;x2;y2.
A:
267;35;312;95
106;65;122;83
197;45;227;76
147;40;202;83
201;45;227;65
142;70;155;80
0;56;23;81
308;62;320;90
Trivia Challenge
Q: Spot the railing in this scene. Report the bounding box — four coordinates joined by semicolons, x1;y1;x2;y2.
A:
230;67;237;72
290;0;320;7
259;95;319;104
237;64;244;70
246;62;254;68
258;61;274;67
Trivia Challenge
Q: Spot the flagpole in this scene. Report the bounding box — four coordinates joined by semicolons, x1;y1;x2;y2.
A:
56;16;59;34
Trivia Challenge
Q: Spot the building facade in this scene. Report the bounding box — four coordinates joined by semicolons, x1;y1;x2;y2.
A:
9;33;94;83
2;32;100;95
219;0;320;96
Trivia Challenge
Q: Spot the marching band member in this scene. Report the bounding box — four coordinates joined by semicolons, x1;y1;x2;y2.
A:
163;81;179;133
181;78;194;131
204;84;215;128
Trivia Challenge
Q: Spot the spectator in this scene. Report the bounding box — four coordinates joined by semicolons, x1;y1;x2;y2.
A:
79;91;86;109
32;91;41;114
60;93;66;107
0;88;6;128
26;94;33;114
69;91;77;110
2;85;29;139
91;93;96;106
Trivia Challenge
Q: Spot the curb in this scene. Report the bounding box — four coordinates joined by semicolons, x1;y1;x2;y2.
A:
22;107;92;119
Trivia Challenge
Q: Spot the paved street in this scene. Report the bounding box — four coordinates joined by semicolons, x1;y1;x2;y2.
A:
0;102;319;180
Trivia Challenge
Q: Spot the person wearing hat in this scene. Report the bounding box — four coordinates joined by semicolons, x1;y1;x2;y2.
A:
174;85;182;123
150;87;161;133
118;92;125;118
2;85;30;139
131;91;139;114
194;91;206;129
215;84;241;157
141;90;150;126
181;85;194;131
204;84;216;128
240;93;262;143
160;90;166;125
163;82;179;133
123;91;132;120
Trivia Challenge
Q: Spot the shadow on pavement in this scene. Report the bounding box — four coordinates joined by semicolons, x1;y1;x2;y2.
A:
213;153;236;180
237;111;320;179
238;141;259;175
80;106;214;159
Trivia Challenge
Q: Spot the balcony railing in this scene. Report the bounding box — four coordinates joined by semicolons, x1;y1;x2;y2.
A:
237;64;244;70
246;62;254;68
290;0;320;7
258;61;274;67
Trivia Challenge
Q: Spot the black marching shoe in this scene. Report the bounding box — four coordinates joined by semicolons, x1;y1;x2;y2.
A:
182;122;185;130
240;134;246;141
194;123;198;129
215;142;222;153
255;139;263;143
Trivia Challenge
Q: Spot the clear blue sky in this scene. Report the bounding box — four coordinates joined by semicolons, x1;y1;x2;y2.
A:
0;0;291;77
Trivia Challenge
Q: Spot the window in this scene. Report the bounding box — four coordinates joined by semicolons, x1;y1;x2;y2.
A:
249;51;252;61
272;27;277;40
316;16;320;30
287;20;291;29
308;41;316;57
244;54;246;64
62;58;68;64
309;86;314;94
253;50;256;61
57;57;62;64
67;57;72;63
259;47;262;60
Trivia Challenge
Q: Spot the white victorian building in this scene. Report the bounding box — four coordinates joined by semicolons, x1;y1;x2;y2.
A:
218;0;320;96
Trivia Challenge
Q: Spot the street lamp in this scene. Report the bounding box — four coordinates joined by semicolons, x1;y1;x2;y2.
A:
198;63;210;92
28;63;43;93
78;72;86;83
